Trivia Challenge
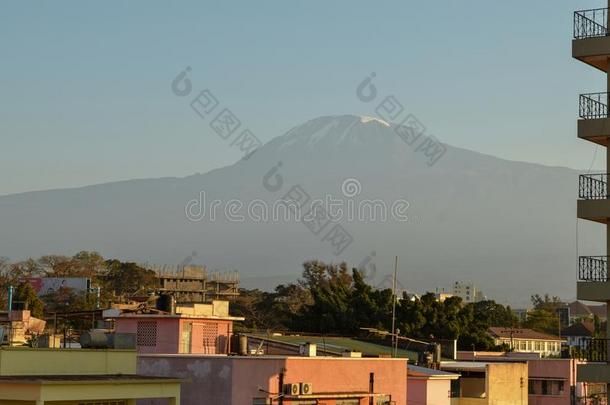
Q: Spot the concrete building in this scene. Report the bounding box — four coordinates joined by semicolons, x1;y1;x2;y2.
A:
138;354;406;405
439;361;528;404
106;300;243;354
0;347;180;404
573;3;610;397
488;327;564;357
407;364;459;405
452;281;485;304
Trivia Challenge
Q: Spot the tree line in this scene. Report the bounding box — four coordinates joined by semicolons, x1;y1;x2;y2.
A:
233;260;573;350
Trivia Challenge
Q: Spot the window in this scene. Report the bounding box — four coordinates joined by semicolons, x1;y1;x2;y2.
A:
136;321;158;347
528;379;564;396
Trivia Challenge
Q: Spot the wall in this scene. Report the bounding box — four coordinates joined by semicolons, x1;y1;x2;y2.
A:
137;355;407;405
407;378;427;405
426;379;452;405
0;347;136;375
528;359;572;405
487;363;528;405
116;317;180;354
460;378;485;398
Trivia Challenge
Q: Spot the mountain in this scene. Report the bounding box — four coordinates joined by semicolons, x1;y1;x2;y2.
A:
0;115;595;306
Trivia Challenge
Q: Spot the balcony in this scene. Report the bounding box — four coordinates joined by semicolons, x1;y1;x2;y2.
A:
576;339;610;383
573;8;610;71
578;174;610;225
578;93;610;145
579;174;607;200
575;338;608;362
575;9;608;40
579;256;608;282
578;254;610;301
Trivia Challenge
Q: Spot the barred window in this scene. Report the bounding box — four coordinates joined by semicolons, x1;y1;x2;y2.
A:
202;323;219;354
137;321;158;347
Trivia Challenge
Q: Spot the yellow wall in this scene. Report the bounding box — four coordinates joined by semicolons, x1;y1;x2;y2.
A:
486;363;528;405
0;347;136;376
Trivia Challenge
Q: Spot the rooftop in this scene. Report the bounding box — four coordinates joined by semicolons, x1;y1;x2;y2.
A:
562;320;595;337
408;364;460;380
247;334;418;361
488;327;562;341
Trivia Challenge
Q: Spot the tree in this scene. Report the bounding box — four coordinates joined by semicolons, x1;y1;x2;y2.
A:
13;281;44;318
101;260;157;298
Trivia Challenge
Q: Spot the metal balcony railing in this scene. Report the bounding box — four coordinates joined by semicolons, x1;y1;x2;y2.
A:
579;173;608;199
574;338;609;362
580;93;609;119
579;256;609;281
574;8;609;39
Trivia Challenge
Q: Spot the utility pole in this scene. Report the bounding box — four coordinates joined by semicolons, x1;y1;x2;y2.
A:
391;256;398;358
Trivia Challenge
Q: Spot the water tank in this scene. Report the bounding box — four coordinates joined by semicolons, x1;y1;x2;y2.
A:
156;293;176;314
238;335;248;355
80;330;110;348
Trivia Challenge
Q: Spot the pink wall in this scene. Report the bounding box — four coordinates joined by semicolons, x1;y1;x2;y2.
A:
528;359;575;405
137;355;407;405
116;317;233;354
407;378;427;405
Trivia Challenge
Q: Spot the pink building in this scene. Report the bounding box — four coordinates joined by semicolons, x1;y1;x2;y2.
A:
407;364;459;405
107;300;243;354
138;354;407;405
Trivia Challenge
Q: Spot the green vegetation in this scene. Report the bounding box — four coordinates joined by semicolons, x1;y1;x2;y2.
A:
233;260;524;350
0;251;157;317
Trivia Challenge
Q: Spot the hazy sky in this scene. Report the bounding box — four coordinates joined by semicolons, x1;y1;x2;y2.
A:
0;0;604;196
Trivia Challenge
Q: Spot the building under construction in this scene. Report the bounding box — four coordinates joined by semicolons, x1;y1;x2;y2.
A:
143;264;240;303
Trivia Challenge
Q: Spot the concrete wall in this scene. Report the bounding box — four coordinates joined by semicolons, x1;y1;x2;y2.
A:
137;355;407;405
528;359;574;405
487;363;528;405
0;347;136;375
460;378;485;398
426;379;451;405
407;378;427;405
116;317;233;354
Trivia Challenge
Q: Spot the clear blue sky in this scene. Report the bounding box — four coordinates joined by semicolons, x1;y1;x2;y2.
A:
0;0;603;195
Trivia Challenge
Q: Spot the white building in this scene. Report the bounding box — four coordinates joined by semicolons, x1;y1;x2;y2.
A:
452;281;486;303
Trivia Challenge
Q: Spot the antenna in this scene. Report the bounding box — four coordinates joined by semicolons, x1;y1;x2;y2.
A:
391;255;398;357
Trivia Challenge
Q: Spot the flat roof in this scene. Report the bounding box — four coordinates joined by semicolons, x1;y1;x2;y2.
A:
0;375;181;385
408;365;460;380
440;361;489;372
248;334;418;360
139;353;407;361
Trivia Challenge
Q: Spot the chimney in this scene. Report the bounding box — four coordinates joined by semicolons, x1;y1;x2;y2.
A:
300;342;317;357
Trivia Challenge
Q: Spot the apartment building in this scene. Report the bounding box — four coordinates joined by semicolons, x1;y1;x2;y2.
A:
573;2;610;398
452;281;485;303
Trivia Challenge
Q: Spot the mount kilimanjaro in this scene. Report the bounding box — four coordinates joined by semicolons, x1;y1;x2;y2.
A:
0;115;593;306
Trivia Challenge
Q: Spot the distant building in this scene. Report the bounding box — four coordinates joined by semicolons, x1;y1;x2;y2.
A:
488;327;564;357
106;300;244;354
452;281;486;303
512;308;530;323
435;292;454;302
568;301;607;324
562;320;595;348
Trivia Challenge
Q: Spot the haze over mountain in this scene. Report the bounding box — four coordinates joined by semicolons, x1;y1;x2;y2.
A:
0;115;596;306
